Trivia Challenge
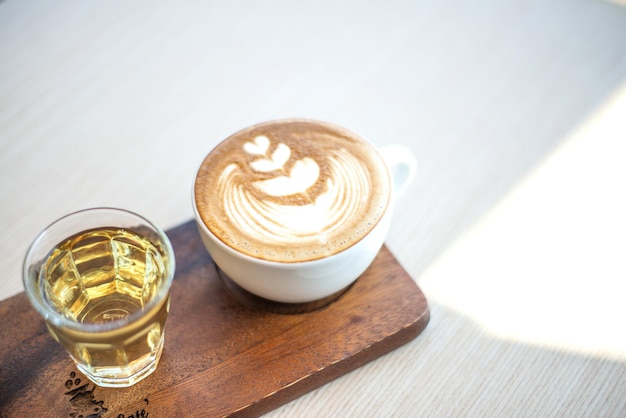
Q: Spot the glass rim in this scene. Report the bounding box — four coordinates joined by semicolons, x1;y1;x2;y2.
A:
22;207;176;333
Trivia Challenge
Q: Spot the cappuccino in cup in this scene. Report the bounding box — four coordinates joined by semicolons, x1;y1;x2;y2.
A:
194;120;391;263
193;119;414;304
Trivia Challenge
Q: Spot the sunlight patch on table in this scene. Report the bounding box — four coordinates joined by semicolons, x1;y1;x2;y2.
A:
419;81;626;360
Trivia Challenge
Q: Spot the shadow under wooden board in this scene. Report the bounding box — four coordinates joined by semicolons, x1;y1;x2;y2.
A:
0;220;430;417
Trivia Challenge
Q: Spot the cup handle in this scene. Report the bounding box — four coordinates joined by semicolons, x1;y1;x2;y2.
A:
379;145;417;198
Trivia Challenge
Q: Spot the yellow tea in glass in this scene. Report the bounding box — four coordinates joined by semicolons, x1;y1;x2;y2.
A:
23;208;175;387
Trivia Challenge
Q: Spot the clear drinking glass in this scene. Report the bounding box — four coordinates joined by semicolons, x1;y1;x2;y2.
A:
23;208;175;387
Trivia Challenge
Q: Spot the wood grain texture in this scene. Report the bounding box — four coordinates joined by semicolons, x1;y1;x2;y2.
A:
0;220;429;417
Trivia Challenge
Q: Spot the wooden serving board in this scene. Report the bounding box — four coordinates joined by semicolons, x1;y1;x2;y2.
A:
0;220;429;417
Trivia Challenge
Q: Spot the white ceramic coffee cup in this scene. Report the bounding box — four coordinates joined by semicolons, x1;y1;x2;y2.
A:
192;125;416;304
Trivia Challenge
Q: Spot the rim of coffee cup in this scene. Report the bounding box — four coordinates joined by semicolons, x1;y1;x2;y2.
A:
191;118;398;266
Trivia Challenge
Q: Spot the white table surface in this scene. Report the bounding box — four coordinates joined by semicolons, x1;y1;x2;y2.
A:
1;0;625;416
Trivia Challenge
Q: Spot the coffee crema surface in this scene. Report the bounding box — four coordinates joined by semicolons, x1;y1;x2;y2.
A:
194;120;391;263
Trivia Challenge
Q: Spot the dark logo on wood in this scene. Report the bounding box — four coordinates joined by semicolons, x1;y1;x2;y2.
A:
64;372;107;418
117;399;149;418
62;371;150;417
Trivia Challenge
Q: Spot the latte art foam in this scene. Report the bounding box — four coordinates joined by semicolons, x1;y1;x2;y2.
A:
194;120;391;262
